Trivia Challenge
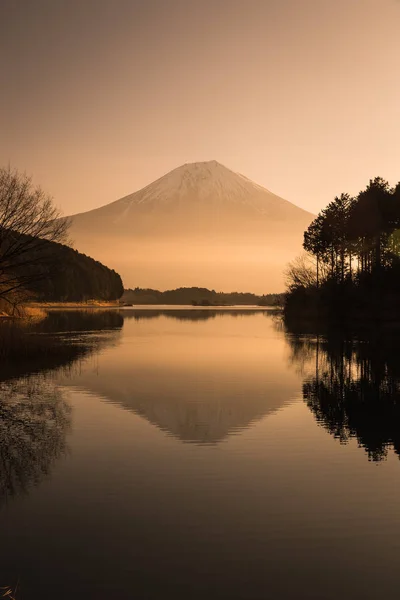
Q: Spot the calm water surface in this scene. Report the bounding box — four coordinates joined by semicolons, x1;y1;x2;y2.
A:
1;309;400;599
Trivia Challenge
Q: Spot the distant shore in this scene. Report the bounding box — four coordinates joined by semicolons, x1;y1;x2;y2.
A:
24;302;274;311
120;304;272;310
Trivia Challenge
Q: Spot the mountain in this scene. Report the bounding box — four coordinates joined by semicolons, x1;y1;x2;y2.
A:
68;161;313;293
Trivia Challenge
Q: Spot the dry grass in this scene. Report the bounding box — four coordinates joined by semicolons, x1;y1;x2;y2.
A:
0;297;13;317
25;300;120;309
18;306;47;322
0;585;18;599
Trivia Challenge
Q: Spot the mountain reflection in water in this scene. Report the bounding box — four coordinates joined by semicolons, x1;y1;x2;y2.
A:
285;326;400;461
56;308;292;445
0;308;285;504
4;310;400;600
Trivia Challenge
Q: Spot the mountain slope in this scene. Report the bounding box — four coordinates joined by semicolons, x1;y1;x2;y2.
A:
68;161;313;293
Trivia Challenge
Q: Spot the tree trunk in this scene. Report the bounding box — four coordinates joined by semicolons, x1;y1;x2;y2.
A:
341;249;345;283
349;250;352;280
376;236;381;270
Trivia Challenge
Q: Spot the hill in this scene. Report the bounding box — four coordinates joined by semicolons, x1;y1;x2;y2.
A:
67;161;314;293
12;237;123;302
121;287;283;306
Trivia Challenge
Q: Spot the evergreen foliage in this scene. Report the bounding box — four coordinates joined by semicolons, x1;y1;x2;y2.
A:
302;177;400;284
15;237;124;302
285;177;400;320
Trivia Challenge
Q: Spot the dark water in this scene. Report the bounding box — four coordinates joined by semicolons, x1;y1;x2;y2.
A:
1;309;400;600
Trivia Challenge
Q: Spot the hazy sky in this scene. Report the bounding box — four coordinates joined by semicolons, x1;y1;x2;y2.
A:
1;0;399;216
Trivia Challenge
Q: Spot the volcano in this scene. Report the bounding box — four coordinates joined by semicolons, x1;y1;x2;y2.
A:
67;161;313;293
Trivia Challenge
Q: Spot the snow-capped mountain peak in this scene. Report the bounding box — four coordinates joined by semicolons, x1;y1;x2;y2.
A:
103;160;306;221
67;161;314;293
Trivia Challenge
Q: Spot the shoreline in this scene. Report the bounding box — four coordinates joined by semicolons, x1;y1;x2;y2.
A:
24;302;276;311
24;301;121;309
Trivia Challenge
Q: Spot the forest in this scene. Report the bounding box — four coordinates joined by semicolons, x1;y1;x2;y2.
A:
23;239;124;302
285;177;400;321
122;287;283;306
0;166;123;307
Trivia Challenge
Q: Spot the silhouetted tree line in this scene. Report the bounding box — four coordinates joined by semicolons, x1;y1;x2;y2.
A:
122;287;283;306
285;177;400;320
285;326;400;461
13;237;124;302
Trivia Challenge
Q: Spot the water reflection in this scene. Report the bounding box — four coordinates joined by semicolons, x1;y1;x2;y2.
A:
0;310;123;383
122;308;266;322
32;309;124;333
3;310;400;600
0;308;292;483
0;310;123;503
286;326;400;461
0;377;70;504
57;310;295;444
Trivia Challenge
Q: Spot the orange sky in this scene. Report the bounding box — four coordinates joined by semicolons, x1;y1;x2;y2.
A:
1;0;399;216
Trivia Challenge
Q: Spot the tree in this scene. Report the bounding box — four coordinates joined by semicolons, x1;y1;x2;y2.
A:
304;194;355;284
303;213;327;287
0;166;69;310
285;253;319;291
348;177;393;271
303;178;400;282
286;177;400;320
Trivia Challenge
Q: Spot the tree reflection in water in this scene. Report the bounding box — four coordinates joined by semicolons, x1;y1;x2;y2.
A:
0;377;70;504
0;309;123;504
286;327;400;461
121;308;265;322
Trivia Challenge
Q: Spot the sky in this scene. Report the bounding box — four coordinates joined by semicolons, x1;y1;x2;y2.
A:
1;0;400;216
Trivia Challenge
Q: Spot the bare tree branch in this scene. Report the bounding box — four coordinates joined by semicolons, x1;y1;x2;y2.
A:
0;166;70;308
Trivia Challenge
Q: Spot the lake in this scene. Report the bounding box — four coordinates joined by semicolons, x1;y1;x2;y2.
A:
1;308;400;600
